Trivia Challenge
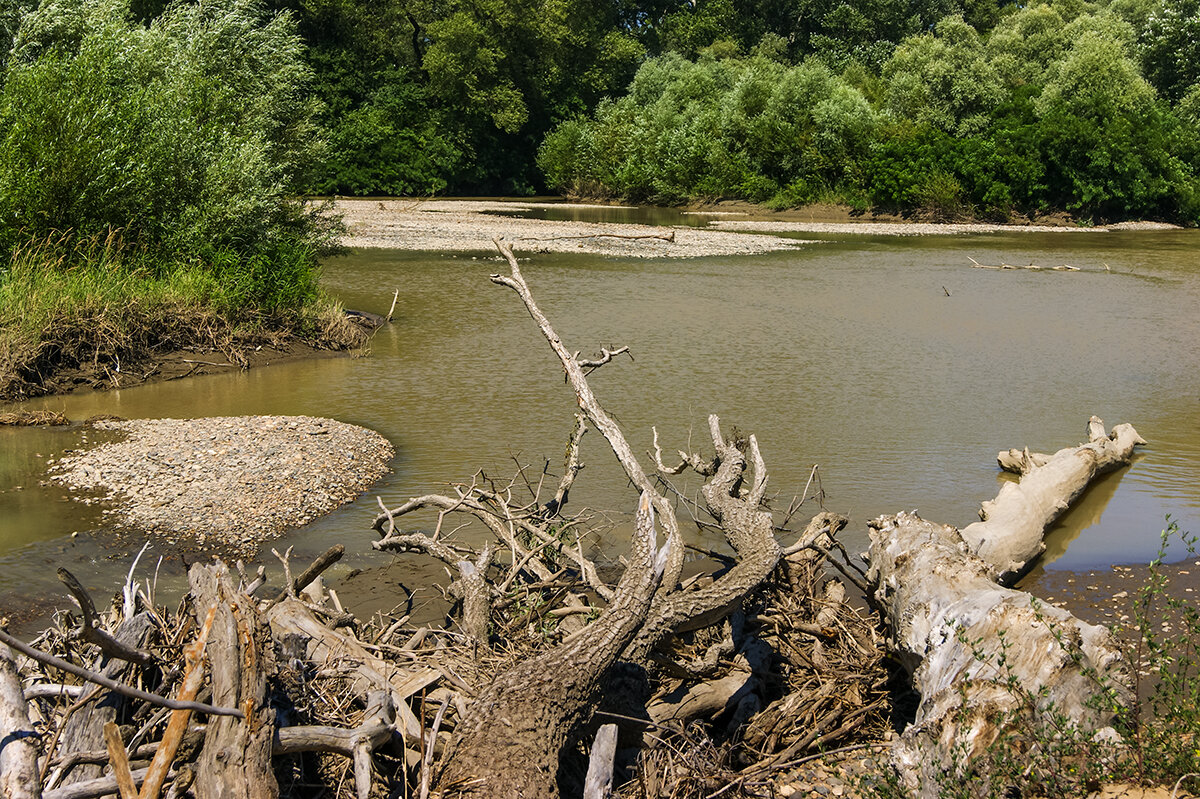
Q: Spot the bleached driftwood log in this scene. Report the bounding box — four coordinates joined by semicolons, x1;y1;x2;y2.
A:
0;641;40;799
869;512;1130;795
961;416;1146;582
868;418;1143;796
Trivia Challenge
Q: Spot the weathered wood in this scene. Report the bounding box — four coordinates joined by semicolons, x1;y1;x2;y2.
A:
625;434;833;665
647;637;771;726
52;613;154;789
583;724;618;799
46;767;160;799
189;562;278;799
437;491;669;799
868;511;1130;797
490;237;685;592
274;691;393;799
1;641;40;799
58;569;152;666
102;723;138;799
266;599;435;744
960;417;1145;582
273;690;394;757
268;545;344;604
139;605;215;799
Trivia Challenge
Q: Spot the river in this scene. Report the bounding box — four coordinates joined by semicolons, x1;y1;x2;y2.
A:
2;207;1198;623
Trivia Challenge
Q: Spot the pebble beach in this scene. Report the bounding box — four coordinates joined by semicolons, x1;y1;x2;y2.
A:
48;416;393;558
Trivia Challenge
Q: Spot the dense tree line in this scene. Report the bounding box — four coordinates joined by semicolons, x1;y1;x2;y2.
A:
540;0;1200;221
0;0;1196;221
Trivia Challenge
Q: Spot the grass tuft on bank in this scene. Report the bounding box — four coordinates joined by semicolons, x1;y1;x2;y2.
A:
0;232;362;399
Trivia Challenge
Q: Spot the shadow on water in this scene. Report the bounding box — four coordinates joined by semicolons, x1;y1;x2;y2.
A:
2;208;1199;627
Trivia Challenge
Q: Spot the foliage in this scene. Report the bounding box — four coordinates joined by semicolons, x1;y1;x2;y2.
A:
1137;0;1200;102
538;52;877;205
0;0;354;395
541;0;1199;222
0;0;335;269
882;16;1004;137
1033;30;1186;219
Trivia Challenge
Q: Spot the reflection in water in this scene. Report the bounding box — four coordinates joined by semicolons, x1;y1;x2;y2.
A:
2;218;1199;620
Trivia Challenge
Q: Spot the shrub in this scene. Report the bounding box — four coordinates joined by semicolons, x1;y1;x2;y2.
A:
0;0;335;284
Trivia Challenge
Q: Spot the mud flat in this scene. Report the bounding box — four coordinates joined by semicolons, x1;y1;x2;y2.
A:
335;198;814;256
48;415;393;557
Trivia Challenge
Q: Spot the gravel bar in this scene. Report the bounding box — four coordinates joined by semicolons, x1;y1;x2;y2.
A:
49;416;393;557
335;198;812;257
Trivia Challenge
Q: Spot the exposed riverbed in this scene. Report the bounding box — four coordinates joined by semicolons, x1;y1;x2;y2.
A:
1;200;1198;628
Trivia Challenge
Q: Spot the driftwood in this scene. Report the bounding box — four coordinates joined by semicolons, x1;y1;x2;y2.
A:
188;563;277;799
13;238;886;799
962;416;1146;582
583;724;618;799
968;256;1081;271
867;418;1143;796
1;641;40;799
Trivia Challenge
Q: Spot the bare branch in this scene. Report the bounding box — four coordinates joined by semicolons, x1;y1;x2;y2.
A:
545;413;586;517
574;345;633;374
0;625;242;720
491;237;685;590
57;569;152;666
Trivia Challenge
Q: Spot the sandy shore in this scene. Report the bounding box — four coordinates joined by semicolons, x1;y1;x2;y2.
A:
335;198;1183;255
336;198;812;257
49;416;393;558
711;219;1181;235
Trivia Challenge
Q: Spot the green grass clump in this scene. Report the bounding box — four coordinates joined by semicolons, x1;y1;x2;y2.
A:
0;232;359;398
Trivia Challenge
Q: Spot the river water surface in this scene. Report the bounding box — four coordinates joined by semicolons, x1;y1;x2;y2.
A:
2;208;1198;620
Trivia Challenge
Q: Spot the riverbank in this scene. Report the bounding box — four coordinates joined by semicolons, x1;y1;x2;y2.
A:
335;197;1179;253
336;197;814;256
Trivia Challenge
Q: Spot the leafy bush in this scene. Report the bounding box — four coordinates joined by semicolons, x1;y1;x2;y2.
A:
537;52;876;205
0;0;355;394
0;0;335;280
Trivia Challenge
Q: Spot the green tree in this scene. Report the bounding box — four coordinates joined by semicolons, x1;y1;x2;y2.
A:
0;0;333;305
883;16;1005;136
1034;30;1186;218
1138;0;1200;101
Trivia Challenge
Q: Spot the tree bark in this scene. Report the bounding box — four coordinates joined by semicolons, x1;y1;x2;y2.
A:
437;491;669;799
188;563;278;799
1;641;40;799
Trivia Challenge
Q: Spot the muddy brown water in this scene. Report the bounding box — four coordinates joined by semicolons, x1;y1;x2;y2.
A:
2;209;1199;627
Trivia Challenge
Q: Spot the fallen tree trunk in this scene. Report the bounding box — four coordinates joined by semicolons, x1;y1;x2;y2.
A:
961;416;1146;582
436;491;669;799
868;418;1142;797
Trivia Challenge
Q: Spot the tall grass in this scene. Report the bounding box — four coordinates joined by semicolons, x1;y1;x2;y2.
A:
0;232;355;398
